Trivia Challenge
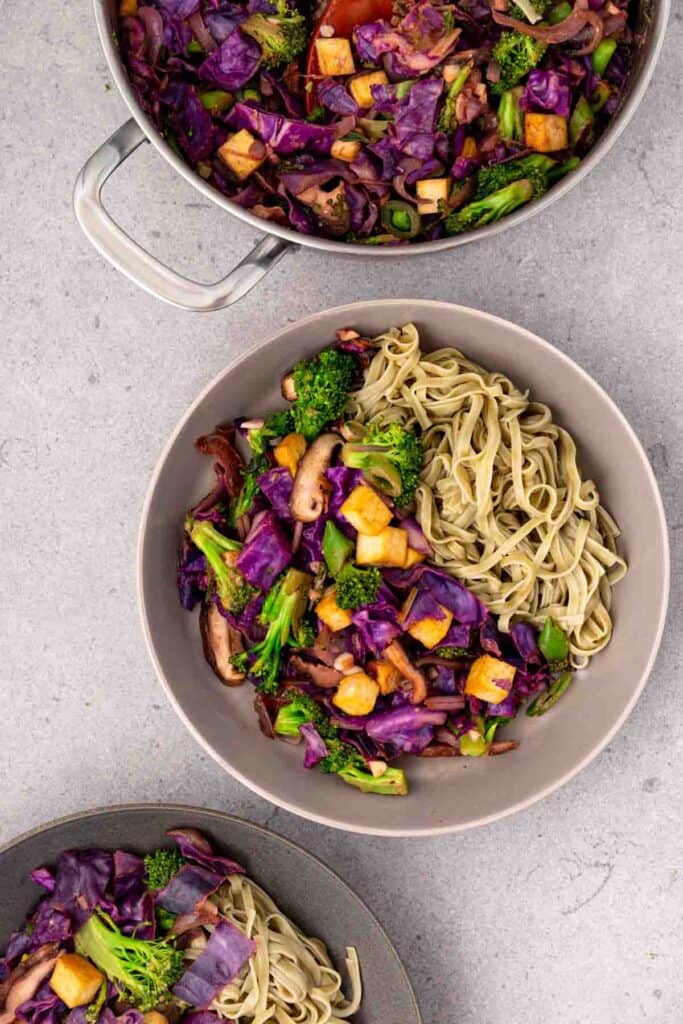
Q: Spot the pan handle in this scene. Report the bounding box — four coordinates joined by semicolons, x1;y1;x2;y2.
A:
74;119;293;312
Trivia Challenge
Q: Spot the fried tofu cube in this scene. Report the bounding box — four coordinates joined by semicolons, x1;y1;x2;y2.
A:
333;671;380;715
465;655;516;704
331;138;361;163
415;178;450;215
218;129;266;180
143;1014;169;1024
406;605;453;648
119;0;138;13
356;527;408;568
368;659;401;695
340;484;392;535
50;954;104;1009
403;546;426;569
461;136;478;158
274;433;306;477
349;70;389;108
316;589;353;632
524;113;568;153
315;37;355;76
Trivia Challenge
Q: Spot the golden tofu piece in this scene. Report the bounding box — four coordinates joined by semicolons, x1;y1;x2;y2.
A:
349;70;389;108
368;659;401;695
415;178;449;215
274;433;306;477
340;484;392;536
143;1014;169;1024
119;0;138;14
465;655;516;704
461;136;478;158
356;527;408;568
406;605;453;648
218;129;266;180
331;138;361;163
403;546;426;569
333;671;380;715
315;37;356;76
50;954;104;1009
524;113;568;153
316;589;353;632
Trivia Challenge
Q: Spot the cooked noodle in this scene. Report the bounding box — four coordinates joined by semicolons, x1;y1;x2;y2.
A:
347;324;627;668
187;876;361;1023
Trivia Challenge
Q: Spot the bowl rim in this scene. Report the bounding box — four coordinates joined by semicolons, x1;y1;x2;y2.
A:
0;802;422;1023
137;298;670;836
94;0;671;258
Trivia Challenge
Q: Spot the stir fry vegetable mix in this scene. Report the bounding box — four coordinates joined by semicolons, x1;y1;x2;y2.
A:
117;0;638;244
0;830;252;1024
177;331;574;795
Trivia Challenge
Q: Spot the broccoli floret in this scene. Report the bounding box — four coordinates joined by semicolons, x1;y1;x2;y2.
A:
434;645;470;658
231;409;295;522
187;519;256;614
290;348;356;441
341;421;423;506
143;849;185;892
230;453;269;523
438;65;471;132
474;154;555;201
321;739;408;795
75;910;184;1011
230;650;250;674
250;568;312;694
241;0;307;68
445;179;534;234
335;564;382;610
247;409;295;457
274;689;336;737
491;32;547;93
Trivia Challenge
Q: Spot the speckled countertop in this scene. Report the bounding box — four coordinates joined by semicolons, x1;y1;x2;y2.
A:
1;3;682;1021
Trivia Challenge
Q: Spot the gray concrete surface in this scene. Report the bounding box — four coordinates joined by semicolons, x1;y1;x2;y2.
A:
1;3;682;1022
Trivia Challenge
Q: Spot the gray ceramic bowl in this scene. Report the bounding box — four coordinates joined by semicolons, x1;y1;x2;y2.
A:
138;299;669;835
0;804;420;1024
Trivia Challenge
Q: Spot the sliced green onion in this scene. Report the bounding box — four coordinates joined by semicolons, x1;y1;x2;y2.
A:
526;672;573;716
381;200;422;239
199;89;233;114
569;95;594;148
538;617;570;664
187;39;204;54
395;80;416;99
548;1;572;22
497;87;524;142
590;81;613;113
592;38;617;76
238;87;261;103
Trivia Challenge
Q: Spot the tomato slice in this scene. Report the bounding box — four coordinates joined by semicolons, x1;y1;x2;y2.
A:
304;0;395;113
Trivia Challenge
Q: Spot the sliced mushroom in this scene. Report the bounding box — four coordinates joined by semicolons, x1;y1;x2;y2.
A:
0;954;59;1024
384;639;429;704
489;740;520;756
288;655;342;689
281;373;297;402
289;433;341;522
195;424;244;498
418;744;462;758
199;602;245;685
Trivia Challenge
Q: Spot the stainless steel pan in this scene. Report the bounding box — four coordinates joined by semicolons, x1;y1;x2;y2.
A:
74;0;669;311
